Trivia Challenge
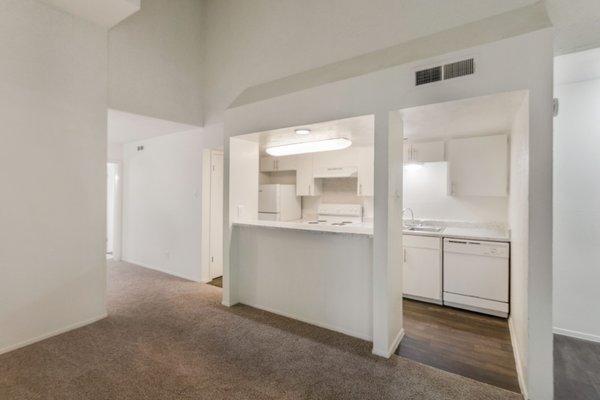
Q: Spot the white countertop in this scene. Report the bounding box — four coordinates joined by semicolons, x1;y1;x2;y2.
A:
233;219;374;236
233;220;509;242
403;226;510;242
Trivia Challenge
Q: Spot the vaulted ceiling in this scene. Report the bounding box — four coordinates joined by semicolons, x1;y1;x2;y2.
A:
37;0;140;28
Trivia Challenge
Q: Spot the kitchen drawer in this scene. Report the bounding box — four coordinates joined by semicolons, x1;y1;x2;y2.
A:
403;234;441;250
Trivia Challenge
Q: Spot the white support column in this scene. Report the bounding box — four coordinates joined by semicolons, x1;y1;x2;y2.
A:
372;110;405;357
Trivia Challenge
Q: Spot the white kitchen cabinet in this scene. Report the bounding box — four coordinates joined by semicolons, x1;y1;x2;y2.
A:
446;134;508;197
312;148;358;170
404;141;445;163
275;155;298;171
260;156;277;172
260;155;298;172
296;155;321;196
357;146;374;196
403;235;442;304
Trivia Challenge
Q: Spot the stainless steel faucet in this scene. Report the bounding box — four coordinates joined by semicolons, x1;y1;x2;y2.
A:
402;208;415;227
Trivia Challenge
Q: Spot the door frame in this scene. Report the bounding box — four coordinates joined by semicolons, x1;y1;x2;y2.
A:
107;160;123;261
201;149;224;282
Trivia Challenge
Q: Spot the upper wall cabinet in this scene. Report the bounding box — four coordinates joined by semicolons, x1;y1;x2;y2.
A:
275;155;298;171
295;156;322;196
260;146;373;197
312;148;359;170
259;156;277;172
259;156;297;172
404;141;445;163
446;134;508;197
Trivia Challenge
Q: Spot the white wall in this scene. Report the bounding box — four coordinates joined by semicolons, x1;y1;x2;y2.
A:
508;95;530;393
229;137;259;223
553;77;600;342
202;0;536;125
222;26;554;398
403;162;508;224
122;128;222;282
234;226;373;340
108;143;124;161
108;0;204;125
0;1;107;353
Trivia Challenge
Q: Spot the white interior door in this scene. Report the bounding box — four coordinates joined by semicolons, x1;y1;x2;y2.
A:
209;152;224;279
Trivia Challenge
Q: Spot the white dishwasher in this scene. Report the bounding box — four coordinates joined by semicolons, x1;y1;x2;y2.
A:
443;238;509;317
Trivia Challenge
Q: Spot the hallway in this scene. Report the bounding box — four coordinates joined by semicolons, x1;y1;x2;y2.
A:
0;261;520;400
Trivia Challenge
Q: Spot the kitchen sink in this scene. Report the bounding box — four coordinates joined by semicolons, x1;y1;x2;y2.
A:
404;225;443;233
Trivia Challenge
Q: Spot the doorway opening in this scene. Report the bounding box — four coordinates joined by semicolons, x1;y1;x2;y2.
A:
202;149;224;287
394;90;529;393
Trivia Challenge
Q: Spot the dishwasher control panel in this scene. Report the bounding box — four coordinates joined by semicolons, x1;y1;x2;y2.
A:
443;239;509;258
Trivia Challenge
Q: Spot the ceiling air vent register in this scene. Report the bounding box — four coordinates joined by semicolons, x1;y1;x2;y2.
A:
415;66;442;86
444;58;475;80
415;58;475;86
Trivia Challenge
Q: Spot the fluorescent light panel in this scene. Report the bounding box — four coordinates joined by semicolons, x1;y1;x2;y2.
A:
266;138;352;157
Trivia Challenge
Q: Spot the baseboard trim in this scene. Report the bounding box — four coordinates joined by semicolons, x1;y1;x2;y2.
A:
0;312;107;356
123;258;201;283
239;301;372;342
373;328;405;358
403;294;442;306
508;317;528;399
554;327;600;343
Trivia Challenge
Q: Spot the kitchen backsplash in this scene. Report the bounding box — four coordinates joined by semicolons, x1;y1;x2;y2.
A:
302;178;373;221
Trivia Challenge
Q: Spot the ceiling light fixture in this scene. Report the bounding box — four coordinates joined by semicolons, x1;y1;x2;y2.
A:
295;128;311;135
266;138;352;157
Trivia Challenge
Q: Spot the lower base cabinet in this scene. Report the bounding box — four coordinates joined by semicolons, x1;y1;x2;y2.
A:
403;235;443;303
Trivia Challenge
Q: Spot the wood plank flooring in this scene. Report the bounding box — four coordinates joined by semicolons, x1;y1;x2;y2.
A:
396;299;520;393
208;276;223;288
554;334;600;400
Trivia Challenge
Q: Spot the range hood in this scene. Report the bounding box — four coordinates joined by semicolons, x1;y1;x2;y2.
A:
313;166;358;178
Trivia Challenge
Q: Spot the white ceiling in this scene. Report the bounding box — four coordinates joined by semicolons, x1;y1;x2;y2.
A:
546;0;600;55
241;115;375;154
38;0;140;28
108;109;199;145
400;91;527;140
242;92;528;151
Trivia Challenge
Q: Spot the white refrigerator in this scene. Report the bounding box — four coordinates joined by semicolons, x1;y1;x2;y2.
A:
258;184;301;221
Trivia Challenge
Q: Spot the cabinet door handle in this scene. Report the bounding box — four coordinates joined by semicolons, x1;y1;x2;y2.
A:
403;248;407;263
308;184;311;194
358;184;362;195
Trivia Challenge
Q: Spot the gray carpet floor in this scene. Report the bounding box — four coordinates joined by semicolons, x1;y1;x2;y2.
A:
0;261;522;400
